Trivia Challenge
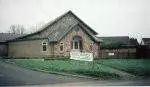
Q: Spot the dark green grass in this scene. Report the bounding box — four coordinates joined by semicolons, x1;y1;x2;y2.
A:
4;58;150;79
96;59;150;77
7;59;120;79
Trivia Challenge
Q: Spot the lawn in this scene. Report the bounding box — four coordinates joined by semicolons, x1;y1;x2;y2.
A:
6;59;120;79
96;59;150;77
3;58;150;79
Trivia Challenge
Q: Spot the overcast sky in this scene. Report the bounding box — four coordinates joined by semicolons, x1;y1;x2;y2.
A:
0;0;150;41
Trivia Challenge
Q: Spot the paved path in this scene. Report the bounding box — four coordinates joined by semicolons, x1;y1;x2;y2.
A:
0;61;89;86
96;62;136;79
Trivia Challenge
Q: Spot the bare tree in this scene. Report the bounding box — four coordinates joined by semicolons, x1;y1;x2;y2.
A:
9;24;26;34
30;22;45;33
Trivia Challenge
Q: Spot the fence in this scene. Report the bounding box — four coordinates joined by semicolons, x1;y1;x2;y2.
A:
136;45;150;58
99;48;136;58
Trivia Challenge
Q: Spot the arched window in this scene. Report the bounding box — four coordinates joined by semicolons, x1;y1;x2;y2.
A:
72;36;83;51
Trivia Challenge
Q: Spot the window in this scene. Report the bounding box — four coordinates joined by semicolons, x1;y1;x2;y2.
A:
74;41;78;49
60;43;63;51
72;36;82;50
42;42;47;52
60;45;63;51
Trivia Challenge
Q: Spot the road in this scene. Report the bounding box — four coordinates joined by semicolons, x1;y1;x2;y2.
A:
0;60;150;86
0;61;88;86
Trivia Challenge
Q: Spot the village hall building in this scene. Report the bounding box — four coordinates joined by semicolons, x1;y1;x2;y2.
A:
0;11;137;58
8;11;102;58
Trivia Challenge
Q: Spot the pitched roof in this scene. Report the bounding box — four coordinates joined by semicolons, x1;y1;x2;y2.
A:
14;10;100;42
0;33;24;42
98;36;130;45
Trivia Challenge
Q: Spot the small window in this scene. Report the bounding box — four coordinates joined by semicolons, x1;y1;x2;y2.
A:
60;45;63;51
42;42;47;52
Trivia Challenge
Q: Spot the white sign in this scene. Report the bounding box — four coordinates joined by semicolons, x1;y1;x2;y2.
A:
70;52;93;61
108;53;114;56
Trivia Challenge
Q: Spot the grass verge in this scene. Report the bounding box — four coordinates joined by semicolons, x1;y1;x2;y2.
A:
5;59;121;80
96;59;150;77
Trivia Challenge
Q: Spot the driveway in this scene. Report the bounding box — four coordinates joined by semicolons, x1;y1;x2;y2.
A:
0;61;88;86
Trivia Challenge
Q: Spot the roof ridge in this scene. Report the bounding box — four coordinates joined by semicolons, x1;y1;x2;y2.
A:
14;10;72;40
9;10;99;42
68;11;98;35
15;10;98;40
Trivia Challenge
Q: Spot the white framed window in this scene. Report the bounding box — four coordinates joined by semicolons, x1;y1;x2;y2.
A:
42;42;47;52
